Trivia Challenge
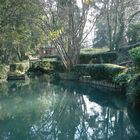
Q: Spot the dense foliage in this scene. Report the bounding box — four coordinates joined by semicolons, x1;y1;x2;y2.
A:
127;23;140;45
114;72;131;87
80;52;117;64
74;64;126;82
129;46;140;69
0;0;139;70
0;0;46;64
29;59;64;74
127;74;140;104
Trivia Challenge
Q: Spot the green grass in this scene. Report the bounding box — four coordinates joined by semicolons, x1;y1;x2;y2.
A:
80;47;109;54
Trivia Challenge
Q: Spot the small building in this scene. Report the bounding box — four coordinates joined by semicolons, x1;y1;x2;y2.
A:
37;44;57;58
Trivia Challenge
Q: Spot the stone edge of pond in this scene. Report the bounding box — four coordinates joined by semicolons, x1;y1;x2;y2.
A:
79;78;121;92
58;73;121;92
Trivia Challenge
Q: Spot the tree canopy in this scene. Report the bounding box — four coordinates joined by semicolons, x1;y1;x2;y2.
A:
0;0;140;69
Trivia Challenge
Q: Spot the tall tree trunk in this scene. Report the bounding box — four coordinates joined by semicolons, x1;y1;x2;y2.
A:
106;1;113;51
67;0;80;67
114;0;125;51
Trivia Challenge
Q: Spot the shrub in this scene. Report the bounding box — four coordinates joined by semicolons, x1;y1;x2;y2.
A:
74;64;126;82
103;64;126;81
114;72;131;87
16;64;25;73
127;74;140;103
129;46;140;69
88;64;106;80
30;60;65;73
73;64;91;77
13;62;29;74
80;52;117;64
49;60;65;72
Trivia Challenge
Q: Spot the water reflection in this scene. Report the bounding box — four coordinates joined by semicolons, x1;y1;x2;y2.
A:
0;77;139;140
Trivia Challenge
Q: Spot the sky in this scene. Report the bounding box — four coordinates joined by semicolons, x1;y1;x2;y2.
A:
76;0;95;46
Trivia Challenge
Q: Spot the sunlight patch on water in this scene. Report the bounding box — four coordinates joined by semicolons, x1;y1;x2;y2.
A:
83;95;102;115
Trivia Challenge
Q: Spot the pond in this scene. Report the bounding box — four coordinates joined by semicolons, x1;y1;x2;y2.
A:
0;76;140;140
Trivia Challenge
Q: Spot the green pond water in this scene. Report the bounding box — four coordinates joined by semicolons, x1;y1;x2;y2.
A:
0;76;140;140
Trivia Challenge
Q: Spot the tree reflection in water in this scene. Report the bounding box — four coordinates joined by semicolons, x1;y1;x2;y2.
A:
0;78;139;140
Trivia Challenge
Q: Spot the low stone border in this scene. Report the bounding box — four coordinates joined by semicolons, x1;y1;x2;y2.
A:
58;74;121;91
79;78;120;91
58;73;79;80
7;74;25;80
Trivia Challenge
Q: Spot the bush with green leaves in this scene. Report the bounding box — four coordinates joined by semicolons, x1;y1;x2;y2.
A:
8;62;29;74
127;74;140;103
16;62;29;73
80;52;117;64
74;64;126;81
114;72;131;87
30;59;64;73
88;64;107;80
129;46;140;68
73;64;90;76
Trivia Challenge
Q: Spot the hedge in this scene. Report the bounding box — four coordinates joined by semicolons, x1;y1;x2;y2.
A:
73;64;126;82
129;46;140;69
29;60;65;73
127;74;140;104
80;52;117;64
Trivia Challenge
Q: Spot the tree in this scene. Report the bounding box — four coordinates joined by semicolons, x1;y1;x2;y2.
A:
92;0;140;51
127;23;140;45
36;0;96;69
93;18;108;48
0;0;45;63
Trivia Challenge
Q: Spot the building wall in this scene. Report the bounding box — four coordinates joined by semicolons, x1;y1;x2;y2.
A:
38;47;57;58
